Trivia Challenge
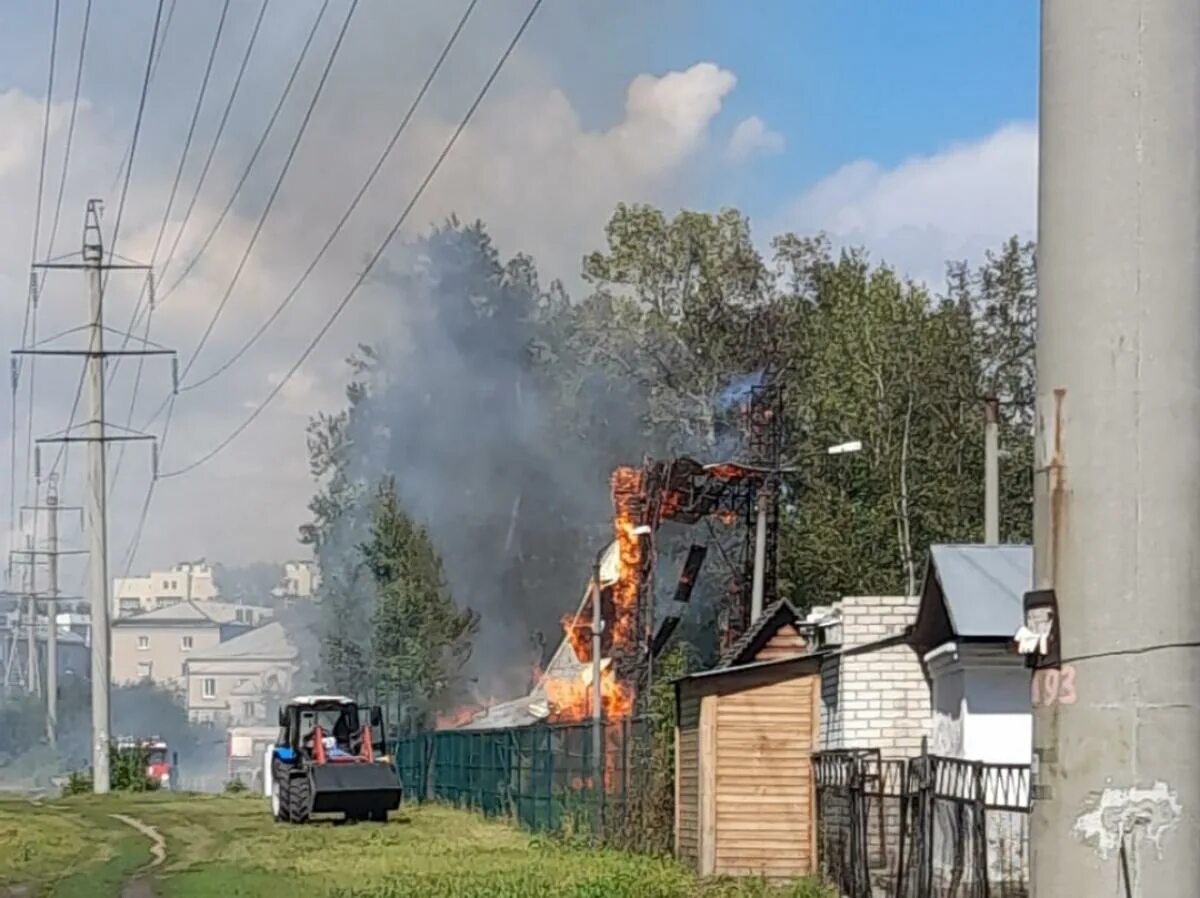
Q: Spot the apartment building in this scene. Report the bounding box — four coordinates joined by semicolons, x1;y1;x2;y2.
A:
113;560;219;617
111;601;252;688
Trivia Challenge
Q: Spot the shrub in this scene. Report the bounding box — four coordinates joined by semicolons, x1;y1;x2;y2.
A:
60;742;161;796
60;769;92;797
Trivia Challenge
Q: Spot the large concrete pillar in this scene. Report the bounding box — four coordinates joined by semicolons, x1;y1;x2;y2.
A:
1033;1;1200;895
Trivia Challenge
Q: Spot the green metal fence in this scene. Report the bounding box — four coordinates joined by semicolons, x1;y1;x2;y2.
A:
394;718;648;834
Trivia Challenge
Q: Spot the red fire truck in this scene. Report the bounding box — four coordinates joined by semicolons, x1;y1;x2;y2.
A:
116;737;174;790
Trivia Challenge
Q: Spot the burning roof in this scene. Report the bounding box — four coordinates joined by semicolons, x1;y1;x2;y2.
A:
453;541;621;731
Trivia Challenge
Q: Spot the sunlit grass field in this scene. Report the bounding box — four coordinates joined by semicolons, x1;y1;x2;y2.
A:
0;793;830;898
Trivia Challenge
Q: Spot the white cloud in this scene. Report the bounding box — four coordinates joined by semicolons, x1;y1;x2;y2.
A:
0;54;740;571
392;61;737;282
772;122;1037;284
726;115;784;161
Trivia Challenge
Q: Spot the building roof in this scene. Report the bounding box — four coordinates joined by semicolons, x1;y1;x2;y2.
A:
910;544;1032;652
113;600;223;627
716;599;808;669
455;542;622;731
185;621;297;662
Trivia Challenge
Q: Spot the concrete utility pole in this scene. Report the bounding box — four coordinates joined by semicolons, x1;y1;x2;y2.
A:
748;488;769;624
23;536;38;697
45;482;58;745
85;205;111;792
983;396;999;544
18;474;83;748
1032;1;1200;894
6;540;42;696
25;200;172;794
591;552;604;795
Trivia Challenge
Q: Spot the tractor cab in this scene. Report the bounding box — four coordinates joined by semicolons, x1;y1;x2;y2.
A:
276;696;387;764
270;695;401;823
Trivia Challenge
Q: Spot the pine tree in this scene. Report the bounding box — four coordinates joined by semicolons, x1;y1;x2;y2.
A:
363;478;478;732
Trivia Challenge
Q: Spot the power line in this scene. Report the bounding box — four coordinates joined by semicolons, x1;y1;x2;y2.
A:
159;0;545;480
9;0;61;584
107;0;232;484
108;0;179;197
30;0;60;273
175;0;360;385
151;0;271;294
111;0;232;384
154;0;332;307
182;0;481;393
105;0;167;275
46;1;164;483
120;395;175;577
42;0;92;270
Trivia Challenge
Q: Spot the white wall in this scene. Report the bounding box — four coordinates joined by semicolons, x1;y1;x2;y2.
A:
962;664;1032;764
113;562;219;616
818;596;930;758
924;642;1031;764
929;660;965;757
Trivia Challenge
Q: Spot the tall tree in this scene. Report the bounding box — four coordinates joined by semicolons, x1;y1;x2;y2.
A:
364;477;478;731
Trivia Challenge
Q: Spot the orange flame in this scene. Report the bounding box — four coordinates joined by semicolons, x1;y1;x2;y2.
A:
541;466;645;724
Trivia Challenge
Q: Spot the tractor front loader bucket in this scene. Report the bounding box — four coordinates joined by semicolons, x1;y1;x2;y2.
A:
310;762;403;818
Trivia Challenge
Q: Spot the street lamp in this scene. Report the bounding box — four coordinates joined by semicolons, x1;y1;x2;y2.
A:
827;439;863;456
750;439;863;623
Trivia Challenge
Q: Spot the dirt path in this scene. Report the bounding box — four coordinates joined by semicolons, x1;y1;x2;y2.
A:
109;814;166;898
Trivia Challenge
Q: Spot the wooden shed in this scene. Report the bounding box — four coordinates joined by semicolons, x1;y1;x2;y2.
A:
674;601;824;880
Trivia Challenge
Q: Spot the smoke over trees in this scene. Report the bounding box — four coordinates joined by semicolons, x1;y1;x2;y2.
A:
303;206;1035;710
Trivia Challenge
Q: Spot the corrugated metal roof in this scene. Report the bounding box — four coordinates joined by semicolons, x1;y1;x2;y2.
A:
928;544;1031;638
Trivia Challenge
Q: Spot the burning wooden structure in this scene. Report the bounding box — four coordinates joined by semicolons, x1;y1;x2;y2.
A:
450;382;786;731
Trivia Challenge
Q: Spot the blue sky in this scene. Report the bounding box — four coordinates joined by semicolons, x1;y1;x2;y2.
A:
687;1;1039;211
0;1;1043;565
532;0;1040;223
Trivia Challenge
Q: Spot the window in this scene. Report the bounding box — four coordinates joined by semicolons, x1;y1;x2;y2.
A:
242;701;256;720
162;580;169;590
202;678;216;699
136;662;152;680
137;635;149;650
119;598;140;616
181;635;193;651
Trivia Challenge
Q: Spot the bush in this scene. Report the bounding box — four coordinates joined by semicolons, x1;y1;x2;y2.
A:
60;769;92;796
60;742;161;796
110;743;160;792
224;778;249;794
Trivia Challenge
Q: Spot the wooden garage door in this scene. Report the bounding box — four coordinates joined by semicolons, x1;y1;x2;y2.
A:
713;673;817;879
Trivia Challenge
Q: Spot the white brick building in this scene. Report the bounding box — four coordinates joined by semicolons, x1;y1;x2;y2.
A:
811;596;931;758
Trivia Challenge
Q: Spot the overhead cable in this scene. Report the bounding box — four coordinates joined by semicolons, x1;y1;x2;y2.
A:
159;0;545;479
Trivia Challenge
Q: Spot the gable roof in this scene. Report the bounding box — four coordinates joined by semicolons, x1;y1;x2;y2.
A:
717;599;808;669
185;621;297;662
113;601;222;627
911;544;1031;652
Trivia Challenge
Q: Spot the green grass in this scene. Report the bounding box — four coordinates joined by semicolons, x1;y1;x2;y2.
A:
0;796;150;897
0;793;831;898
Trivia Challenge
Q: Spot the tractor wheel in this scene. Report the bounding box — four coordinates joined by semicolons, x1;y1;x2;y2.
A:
288;774;312;824
272;778;290;823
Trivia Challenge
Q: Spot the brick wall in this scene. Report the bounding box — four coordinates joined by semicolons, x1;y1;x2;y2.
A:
818;596;930;758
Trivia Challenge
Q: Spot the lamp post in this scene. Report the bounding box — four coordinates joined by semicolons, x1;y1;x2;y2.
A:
750;440;862;623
